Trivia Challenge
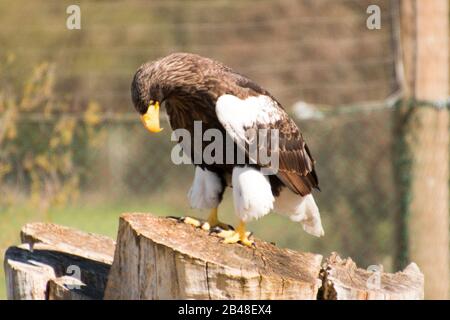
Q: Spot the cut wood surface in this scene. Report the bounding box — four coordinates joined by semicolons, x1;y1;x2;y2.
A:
104;213;424;300
4;223;115;300
5;247;56;300
47;276;91;300
21;222;115;265
3;215;424;300
319;253;424;300
104;213;323;300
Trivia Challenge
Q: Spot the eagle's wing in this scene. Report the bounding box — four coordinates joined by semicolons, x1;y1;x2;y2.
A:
215;92;319;196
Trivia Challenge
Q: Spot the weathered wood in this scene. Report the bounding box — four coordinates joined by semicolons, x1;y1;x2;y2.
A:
21;222;115;265
4;223;115;300
104;213;323;300
4;246;56;300
47;276;91;300
4;218;424;300
395;0;449;299
318;253;424;300
5;243;110;300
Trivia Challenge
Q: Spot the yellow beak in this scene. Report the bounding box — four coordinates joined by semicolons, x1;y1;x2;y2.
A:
140;101;163;133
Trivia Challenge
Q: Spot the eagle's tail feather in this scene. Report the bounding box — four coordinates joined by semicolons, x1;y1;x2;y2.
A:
289;194;324;237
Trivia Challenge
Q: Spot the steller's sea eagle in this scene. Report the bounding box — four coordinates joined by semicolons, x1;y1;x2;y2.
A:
131;52;324;247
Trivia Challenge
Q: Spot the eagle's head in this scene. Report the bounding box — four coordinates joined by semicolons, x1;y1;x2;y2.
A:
131;61;167;133
131;53;208;133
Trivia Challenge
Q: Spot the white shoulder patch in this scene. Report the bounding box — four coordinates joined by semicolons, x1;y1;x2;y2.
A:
274;188;324;237
188;167;223;209
232;166;274;222
216;94;283;144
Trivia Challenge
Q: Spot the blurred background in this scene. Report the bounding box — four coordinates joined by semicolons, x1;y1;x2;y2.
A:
0;0;448;299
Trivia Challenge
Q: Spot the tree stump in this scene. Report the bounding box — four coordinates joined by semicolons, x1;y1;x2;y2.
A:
47;276;90;300
104;213;323;299
20;222;115;265
4;223;115;300
318;253;424;300
5;246;56;300
3;215;425;300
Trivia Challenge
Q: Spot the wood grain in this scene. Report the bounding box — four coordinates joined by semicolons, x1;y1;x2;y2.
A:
104;213;323;299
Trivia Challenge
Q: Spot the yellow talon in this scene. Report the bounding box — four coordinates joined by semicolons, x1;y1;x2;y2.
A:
182;216;202;227
203;208;233;231
201;222;211;230
214;221;254;247
174;208;232;231
237;236;255;248
223;232;240;244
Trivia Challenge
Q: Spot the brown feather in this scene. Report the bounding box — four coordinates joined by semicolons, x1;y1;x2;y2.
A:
131;52;320;196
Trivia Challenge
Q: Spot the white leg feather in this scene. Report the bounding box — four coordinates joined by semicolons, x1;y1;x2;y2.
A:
232;166;274;222
274;188;324;237
188;167;223;210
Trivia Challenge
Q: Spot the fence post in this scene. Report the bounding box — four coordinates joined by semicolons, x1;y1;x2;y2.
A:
394;0;449;299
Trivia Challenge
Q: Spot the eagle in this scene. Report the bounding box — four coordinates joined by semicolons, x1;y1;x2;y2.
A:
131;53;324;247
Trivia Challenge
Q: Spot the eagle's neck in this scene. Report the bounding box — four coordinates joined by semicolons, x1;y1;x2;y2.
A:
164;95;219;132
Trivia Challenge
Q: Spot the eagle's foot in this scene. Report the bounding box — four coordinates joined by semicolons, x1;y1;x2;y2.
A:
169;216;206;228
168;215;233;232
180;216;204;227
202;207;234;231
211;221;255;247
202;221;234;232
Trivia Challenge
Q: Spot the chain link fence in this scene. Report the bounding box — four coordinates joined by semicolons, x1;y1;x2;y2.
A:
1;0;401;286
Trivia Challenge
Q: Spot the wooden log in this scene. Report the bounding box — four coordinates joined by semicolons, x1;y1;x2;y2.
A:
21;222;115;265
318;253;424;300
3;218;424;300
104;213;323;300
47;276;91;300
5;243;110;300
4;246;56;300
4;223;115;300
